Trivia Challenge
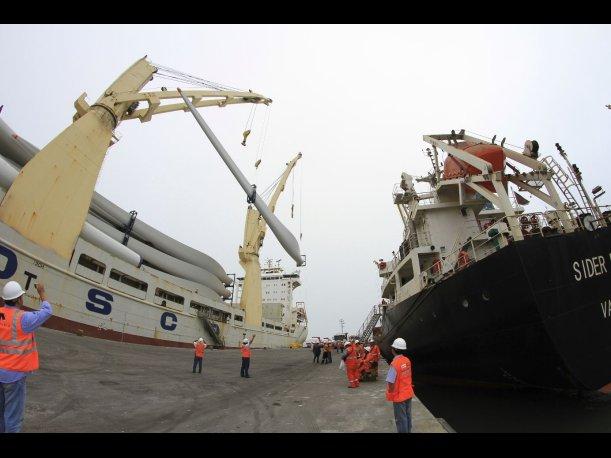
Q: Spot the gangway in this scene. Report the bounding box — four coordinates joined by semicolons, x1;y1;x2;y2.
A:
357;304;382;342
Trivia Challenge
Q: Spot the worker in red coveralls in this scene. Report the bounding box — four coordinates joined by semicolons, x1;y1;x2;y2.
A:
342;341;360;388
358;345;381;381
368;341;381;379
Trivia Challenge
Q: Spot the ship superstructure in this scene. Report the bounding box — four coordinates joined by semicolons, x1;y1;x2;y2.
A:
373;130;611;392
233;260;307;343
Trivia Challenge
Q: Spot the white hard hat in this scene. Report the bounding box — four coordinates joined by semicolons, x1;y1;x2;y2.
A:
365;346;371;352
355;340;360;344
391;337;407;350
243;338;249;344
2;281;25;301
198;337;204;342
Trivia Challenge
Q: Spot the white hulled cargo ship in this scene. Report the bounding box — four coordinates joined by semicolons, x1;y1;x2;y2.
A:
0;57;308;349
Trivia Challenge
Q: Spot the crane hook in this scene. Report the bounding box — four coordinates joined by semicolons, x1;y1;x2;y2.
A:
241;129;251;146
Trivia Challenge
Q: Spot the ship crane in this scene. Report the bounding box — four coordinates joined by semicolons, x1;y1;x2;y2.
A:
0;56;271;261
237;153;302;328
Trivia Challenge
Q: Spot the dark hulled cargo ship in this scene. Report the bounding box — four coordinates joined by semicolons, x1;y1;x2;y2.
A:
373;131;611;392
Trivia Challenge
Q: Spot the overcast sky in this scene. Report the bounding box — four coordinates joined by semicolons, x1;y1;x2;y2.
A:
1;24;610;338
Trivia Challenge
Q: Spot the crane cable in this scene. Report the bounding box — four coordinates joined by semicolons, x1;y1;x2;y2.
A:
256;105;271;169
242;104;257;147
299;161;303;241
291;169;295;219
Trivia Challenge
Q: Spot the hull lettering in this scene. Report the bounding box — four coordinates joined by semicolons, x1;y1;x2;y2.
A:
86;289;113;315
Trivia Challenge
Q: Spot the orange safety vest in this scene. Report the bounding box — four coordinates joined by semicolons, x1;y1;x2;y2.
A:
386;355;414;403
241;344;251;358
0;306;39;372
194;342;205;358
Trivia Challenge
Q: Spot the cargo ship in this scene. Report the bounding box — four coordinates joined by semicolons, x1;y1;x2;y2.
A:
0;57;307;349
373;130;611;392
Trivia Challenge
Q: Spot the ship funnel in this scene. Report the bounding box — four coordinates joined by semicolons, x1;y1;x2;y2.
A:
177;88;304;266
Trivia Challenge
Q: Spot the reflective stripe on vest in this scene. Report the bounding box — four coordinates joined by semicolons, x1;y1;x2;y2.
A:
0;307;40;372
241;345;251;358
386;355;414;402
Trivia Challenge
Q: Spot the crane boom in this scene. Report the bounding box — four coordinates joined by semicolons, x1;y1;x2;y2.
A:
237;153;302;328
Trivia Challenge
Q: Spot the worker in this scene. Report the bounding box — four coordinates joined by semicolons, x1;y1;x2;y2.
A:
367;341;381;379
386;337;414;433
240;334;256;378
432;257;442;275
0;281;52;433
312;340;321;363
355;339;364;359
357;345;370;381
341;341;360;388
325;342;333;365
457;247;470;268
192;337;207;374
369;341;381;361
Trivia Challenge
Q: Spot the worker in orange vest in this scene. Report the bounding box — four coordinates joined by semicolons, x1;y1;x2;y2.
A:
342;341;360;388
192;337;207;374
240;334;256;378
1;281;52;433
386;337;414;433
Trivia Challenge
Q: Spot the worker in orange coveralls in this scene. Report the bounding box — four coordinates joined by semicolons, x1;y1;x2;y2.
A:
342;341;360;388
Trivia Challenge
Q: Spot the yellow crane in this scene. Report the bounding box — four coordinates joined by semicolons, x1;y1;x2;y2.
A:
238;153;302;328
0;57;270;260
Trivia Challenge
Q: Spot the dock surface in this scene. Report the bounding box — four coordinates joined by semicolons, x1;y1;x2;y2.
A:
23;328;447;433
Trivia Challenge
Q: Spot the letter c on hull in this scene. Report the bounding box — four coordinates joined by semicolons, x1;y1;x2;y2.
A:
160;312;177;331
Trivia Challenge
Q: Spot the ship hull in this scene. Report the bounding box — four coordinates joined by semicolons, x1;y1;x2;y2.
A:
0;225;307;349
379;227;611;392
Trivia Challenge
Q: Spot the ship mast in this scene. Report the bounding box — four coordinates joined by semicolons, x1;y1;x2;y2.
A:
0;57;271;260
238;153;302;328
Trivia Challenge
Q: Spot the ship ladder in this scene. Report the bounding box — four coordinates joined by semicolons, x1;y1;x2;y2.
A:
541;156;585;217
196;310;225;347
357;305;382;342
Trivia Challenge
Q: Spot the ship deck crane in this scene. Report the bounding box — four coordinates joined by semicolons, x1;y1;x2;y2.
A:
0;56;270;260
237;153;302;328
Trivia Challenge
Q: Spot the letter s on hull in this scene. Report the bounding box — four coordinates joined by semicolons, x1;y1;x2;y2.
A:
573;261;582;282
86;289;113;315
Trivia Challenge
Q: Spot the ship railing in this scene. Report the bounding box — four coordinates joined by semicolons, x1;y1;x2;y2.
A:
419;205;611;288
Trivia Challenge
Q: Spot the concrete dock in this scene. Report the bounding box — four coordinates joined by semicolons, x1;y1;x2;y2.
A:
23;328;448;433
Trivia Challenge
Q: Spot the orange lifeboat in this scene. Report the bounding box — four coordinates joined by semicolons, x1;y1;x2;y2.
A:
443;142;506;192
